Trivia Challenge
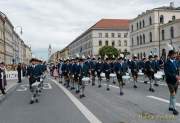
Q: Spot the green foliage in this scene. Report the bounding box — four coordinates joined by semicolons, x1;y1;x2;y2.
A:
99;46;118;59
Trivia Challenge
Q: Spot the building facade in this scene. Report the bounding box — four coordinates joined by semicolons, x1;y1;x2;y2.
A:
0;12;32;64
68;19;130;58
159;19;180;57
130;4;180;59
0;15;5;62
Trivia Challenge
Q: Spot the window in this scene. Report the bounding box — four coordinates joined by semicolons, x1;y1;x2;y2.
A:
170;26;174;38
132;38;134;46
99;40;102;46
143;34;145;44
172;16;176;21
143;20;145;27
124;33;128;38
124;40;127;46
160;15;164;24
149;32;152;42
149;16;152;25
111;33;115;38
137;36;139;45
99;33;102;38
105;33;108;38
140;52;142;59
131;25;134;32
162;30;165;40
136;22;139;29
105;40;108;46
119;40;121;46
140;21;142;29
112;41;115;47
118;33;121;38
140;35;142;45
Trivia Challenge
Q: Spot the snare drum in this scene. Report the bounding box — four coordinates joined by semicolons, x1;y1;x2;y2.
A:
122;75;130;80
110;73;116;77
154;73;162;79
82;77;90;85
100;73;105;78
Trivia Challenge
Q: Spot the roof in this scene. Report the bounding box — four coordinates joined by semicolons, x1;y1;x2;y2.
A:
91;19;130;30
154;6;180;10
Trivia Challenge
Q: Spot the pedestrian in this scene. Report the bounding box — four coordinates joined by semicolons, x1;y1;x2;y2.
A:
53;66;59;79
0;62;6;94
164;50;180;115
17;63;22;83
131;55;139;88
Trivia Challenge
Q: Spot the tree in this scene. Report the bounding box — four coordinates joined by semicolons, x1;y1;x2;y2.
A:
99;46;118;59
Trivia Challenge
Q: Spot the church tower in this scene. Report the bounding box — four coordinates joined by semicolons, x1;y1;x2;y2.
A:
48;44;52;60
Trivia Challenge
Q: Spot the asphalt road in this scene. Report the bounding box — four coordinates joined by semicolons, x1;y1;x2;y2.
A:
0;76;180;123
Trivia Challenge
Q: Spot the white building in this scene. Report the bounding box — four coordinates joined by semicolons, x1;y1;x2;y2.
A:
130;3;180;59
160;19;180;59
68;19;130;57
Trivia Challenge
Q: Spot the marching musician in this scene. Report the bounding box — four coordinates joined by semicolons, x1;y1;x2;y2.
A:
74;58;82;93
0;62;6;95
164;50;179;115
103;58;111;91
145;55;155;92
153;55;160;86
90;57;96;86
131;55;139;88
96;57;103;88
114;57;124;95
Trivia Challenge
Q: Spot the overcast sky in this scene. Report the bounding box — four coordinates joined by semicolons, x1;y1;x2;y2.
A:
0;0;179;59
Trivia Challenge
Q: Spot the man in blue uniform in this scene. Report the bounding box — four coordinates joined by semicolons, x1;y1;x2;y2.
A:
164;50;179;115
103;58;111;91
96;57;103;88
131;56;139;88
153;55;160;86
145;55;155;92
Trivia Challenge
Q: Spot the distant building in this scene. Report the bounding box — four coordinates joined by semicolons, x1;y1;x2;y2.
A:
130;3;180;59
67;19;130;58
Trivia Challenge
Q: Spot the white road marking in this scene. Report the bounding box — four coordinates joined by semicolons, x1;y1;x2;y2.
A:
147;96;180;107
16;83;52;92
50;78;102;123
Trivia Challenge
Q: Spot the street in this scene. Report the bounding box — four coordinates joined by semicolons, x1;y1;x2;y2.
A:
0;77;179;123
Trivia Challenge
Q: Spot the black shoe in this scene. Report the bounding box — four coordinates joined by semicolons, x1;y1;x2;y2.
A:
154;83;159;87
122;83;125;86
133;85;137;88
82;94;85;97
92;83;95;86
98;85;101;88
30;100;34;104
113;81;116;84
35;99;39;103
2;90;6;95
120;92;124;96
173;109;179;115
149;88;155;92
76;90;80;93
71;87;75;90
106;88;110;91
144;81;148;84
169;108;174;111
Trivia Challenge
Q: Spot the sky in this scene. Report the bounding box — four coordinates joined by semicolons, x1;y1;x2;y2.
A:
0;0;179;59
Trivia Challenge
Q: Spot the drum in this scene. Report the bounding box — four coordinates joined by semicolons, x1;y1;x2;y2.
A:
110;73;116;77
157;71;164;76
122;75;130;80
138;70;144;76
100;73;105;78
82;77;90;85
154;73;162;79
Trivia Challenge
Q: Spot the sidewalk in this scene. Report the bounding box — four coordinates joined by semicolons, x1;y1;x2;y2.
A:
0;79;18;102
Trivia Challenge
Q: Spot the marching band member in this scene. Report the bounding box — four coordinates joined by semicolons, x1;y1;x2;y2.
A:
145;55;155;92
153;55;160;86
96;57;103;88
79;58;89;98
131;55;139;88
114;57;124;95
74;58;81;93
90;57;96;86
61;59;70;88
103;58;111;91
139;57;148;84
164;50;179;115
69;59;75;90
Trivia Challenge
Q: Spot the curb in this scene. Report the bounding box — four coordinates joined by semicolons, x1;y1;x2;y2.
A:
0;83;19;104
